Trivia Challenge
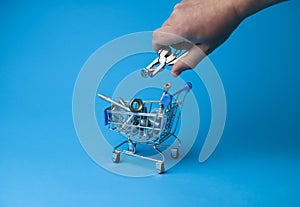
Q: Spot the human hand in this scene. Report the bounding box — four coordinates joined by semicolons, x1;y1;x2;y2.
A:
153;0;286;77
153;0;241;77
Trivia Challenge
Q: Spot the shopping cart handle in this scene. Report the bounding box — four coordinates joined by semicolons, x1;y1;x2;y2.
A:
172;82;192;96
160;82;192;106
160;93;173;106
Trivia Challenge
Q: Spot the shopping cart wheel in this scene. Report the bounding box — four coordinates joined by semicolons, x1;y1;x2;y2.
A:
112;150;121;163
170;148;179;159
156;161;165;174
128;142;136;153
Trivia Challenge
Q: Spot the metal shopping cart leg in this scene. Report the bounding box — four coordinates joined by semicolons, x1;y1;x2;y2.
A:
127;138;136;153
157;133;182;159
112;140;127;163
153;145;165;174
169;133;181;159
112;150;121;163
112;136;137;163
112;138;167;173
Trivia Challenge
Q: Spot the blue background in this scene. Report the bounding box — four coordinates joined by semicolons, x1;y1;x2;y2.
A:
1;0;299;206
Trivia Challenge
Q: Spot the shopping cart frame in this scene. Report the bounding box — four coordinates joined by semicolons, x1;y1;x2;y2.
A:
101;82;191;173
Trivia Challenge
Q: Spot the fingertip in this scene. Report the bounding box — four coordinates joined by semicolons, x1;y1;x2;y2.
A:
171;60;190;77
170;44;208;77
171;70;179;77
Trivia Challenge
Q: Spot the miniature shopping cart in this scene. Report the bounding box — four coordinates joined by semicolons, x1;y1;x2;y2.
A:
97;82;192;173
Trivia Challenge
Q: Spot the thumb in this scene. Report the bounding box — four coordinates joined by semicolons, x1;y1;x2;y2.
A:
171;44;207;77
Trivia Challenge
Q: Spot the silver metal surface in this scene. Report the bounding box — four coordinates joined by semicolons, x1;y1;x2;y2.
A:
97;93;130;112
141;49;188;78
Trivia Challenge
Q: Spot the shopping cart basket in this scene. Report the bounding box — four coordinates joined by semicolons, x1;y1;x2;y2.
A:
98;82;192;173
